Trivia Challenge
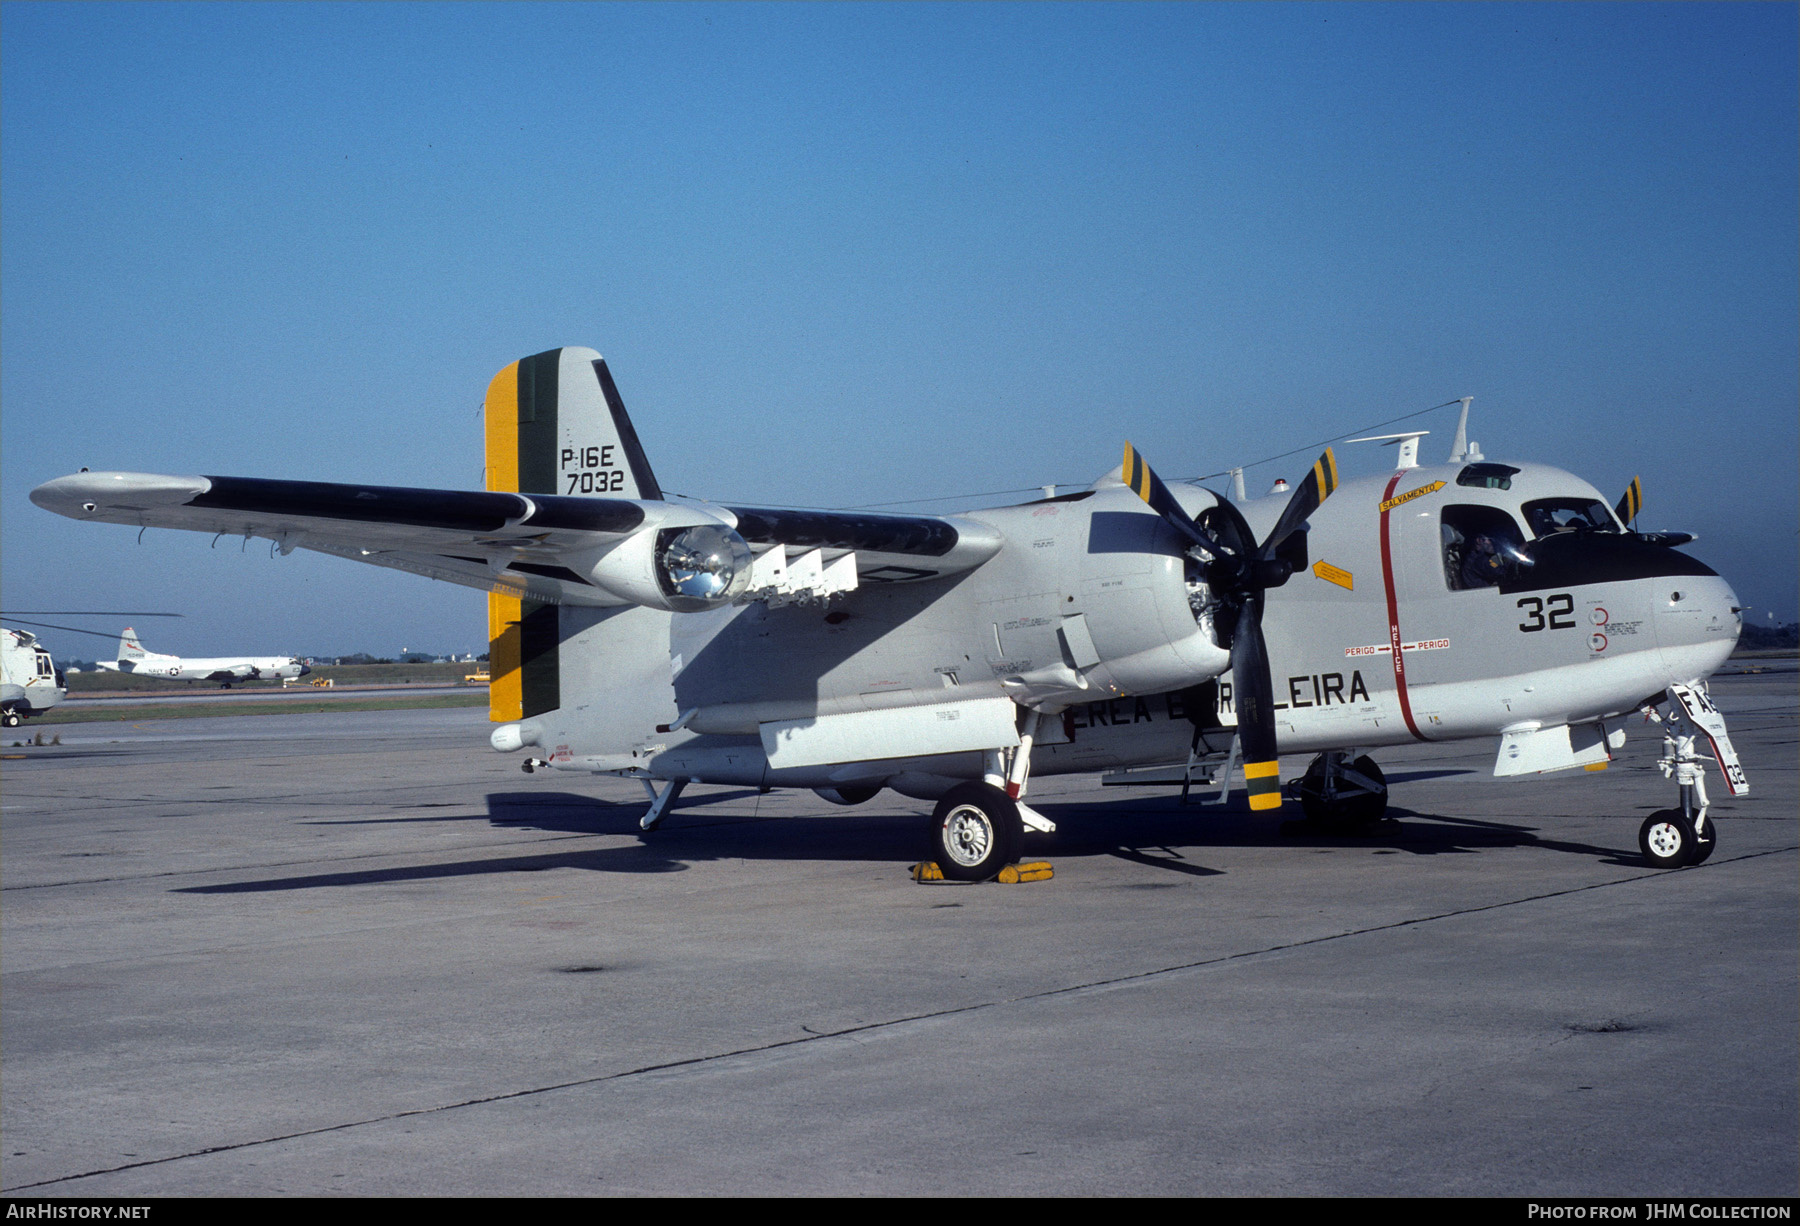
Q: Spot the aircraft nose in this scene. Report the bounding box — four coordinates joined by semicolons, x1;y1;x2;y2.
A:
298;663;312;676
1656;576;1740;683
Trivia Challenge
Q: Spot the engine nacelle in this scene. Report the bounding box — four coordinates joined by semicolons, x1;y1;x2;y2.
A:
581;521;755;612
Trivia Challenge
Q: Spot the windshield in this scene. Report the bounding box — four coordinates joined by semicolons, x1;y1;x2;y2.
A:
1522;498;1621;538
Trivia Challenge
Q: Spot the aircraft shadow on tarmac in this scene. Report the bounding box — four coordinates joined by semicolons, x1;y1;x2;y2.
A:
176;770;1639;895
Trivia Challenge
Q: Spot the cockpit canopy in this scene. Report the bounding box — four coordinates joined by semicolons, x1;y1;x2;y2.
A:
1439;465;1711;593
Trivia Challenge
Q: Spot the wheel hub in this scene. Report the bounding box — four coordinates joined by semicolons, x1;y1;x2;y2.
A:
942;806;994;867
1646;821;1684;858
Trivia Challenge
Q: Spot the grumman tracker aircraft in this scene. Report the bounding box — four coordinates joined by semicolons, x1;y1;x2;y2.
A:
32;347;1748;876
93;627;309;685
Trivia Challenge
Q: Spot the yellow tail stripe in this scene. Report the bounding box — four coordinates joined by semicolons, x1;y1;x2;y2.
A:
1244;760;1281;780
488;593;523;723
484;362;523;723
1248;792;1283;811
484;361;520;495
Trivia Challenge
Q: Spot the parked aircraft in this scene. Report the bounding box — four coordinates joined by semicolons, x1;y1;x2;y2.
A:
0;628;65;726
94;627;309;685
32;347;1747;875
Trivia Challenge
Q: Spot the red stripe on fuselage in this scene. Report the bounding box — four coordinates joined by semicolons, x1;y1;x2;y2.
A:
1377;471;1428;742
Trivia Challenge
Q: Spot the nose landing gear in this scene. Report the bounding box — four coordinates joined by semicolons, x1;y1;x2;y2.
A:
1639;682;1744;868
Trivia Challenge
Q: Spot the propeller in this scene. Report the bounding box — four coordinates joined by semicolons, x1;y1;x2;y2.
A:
1122;442;1340;812
1612;477;1695;547
1615;476;1642;529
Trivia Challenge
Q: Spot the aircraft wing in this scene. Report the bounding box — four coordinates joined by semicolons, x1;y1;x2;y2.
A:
30;472;1002;609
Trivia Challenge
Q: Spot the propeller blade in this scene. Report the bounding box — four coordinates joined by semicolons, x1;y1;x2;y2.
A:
1121;439;1297;813
1258;448;1340;561
1615;476;1642;528
1229;598;1282;812
1122;442;1232;559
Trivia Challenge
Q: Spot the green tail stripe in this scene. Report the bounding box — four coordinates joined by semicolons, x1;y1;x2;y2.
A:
519;598;560;719
517;349;561;496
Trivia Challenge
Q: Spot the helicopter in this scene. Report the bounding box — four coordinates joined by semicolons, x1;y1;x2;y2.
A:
0;626;65;727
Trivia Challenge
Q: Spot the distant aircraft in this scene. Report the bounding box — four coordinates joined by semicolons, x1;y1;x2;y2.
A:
0;628;65;726
33;347;1747;876
95;627;309;686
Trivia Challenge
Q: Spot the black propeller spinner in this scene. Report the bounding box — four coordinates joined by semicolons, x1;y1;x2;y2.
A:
1122;443;1340;812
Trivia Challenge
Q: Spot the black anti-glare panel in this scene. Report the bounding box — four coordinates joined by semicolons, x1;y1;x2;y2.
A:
1499;532;1717;593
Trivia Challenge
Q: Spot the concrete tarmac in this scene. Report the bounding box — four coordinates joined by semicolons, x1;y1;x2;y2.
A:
2;671;1794;1196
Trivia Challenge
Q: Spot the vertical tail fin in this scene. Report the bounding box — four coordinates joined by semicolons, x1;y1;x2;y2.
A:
484;346;662;502
118;627;146;661
482;348;665;723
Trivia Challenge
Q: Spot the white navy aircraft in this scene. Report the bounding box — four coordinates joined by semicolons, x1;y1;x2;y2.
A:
94;627;309;685
32;347;1748;876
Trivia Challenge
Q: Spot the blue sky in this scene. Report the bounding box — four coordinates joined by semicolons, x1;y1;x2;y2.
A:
4;1;1795;659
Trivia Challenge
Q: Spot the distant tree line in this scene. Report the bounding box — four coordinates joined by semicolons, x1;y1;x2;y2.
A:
1738;622;1798;650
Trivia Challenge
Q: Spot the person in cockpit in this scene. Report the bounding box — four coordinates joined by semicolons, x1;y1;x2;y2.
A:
1461;534;1507;588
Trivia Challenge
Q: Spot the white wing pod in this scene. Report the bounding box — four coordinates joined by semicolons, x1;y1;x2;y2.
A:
30;472;211;518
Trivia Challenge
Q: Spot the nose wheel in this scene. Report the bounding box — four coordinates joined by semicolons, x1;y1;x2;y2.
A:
1638;810;1714;869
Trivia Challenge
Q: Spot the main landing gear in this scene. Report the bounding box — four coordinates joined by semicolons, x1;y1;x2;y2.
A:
929;782;1024;882
1;711;22;728
1293;751;1389;831
925;708;1055;882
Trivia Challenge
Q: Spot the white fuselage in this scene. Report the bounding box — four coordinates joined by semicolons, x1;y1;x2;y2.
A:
521;459;1738;796
100;651;309;683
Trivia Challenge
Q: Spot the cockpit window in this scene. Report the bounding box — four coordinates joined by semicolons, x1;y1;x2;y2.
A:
1441;505;1531;590
1455;463;1520;491
1521;498;1621;538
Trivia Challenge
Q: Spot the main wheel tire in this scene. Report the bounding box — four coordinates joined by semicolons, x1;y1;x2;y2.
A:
1;712;18;728
1639;810;1698;868
929;782;1022;882
1296;754;1388;829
